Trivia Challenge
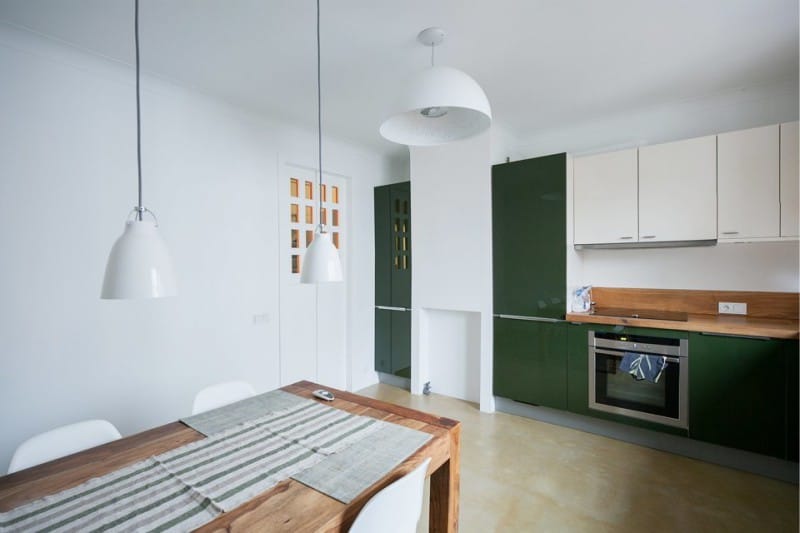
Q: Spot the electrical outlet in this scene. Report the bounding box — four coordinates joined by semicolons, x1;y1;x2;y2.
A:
718;302;747;315
252;313;270;325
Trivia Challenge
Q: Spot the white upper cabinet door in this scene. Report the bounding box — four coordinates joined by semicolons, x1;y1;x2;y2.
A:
573;149;638;245
780;121;799;237
718;124;780;240
638;135;717;242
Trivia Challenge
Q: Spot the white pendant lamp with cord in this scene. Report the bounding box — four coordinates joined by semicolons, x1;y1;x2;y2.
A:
379;27;492;146
301;0;343;284
101;0;176;299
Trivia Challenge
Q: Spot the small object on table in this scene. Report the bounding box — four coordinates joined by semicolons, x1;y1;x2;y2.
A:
313;389;335;401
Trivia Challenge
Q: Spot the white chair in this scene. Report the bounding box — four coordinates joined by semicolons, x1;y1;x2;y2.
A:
191;380;256;415
8;419;122;474
349;457;431;533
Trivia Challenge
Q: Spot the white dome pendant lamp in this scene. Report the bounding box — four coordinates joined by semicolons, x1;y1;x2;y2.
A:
300;0;342;284
379;27;492;146
101;0;176;299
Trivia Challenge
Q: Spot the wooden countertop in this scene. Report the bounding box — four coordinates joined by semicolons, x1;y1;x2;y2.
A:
565;312;799;339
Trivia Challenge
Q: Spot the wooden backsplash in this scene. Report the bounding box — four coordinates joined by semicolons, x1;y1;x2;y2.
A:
591;287;799;320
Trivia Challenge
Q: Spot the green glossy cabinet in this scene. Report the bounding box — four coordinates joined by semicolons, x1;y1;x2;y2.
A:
787;344;798;462
374;308;392;373
566;323;591;416
492;154;566;319
374;186;392;308
689;332;795;459
374;182;411;377
494;317;568;409
492;154;568;405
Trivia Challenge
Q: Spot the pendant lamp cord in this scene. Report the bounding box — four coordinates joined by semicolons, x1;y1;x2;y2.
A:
316;0;323;231
430;42;434;67
135;0;143;221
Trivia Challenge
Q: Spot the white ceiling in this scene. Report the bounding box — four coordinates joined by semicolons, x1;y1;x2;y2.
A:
1;0;797;158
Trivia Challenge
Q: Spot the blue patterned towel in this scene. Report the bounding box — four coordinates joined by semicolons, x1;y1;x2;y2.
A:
619;352;667;383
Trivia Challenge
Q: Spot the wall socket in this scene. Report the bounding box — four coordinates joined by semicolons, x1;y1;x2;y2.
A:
718;302;747;315
252;313;270;325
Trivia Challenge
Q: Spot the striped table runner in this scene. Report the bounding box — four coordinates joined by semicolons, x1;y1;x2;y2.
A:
180;390;307;437
0;458;219;533
0;399;381;532
292;421;432;503
156;400;380;512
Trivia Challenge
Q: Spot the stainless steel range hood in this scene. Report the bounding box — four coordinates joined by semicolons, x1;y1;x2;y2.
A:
574;239;717;250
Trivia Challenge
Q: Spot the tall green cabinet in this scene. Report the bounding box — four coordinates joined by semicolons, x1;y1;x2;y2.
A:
492;154;568;409
374;181;411;377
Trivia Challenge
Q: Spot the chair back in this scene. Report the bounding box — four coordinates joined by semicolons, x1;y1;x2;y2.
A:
349;457;431;533
8;419;122;474
192;380;256;415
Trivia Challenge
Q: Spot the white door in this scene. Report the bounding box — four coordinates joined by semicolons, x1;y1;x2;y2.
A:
638;135;717;242
780;121;799;238
573;148;638;245
279;165;347;389
718;125;780;240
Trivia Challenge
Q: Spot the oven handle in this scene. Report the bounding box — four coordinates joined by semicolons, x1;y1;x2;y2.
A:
592;348;682;364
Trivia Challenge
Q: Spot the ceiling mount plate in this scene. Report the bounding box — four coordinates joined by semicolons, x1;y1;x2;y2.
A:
417;27;445;47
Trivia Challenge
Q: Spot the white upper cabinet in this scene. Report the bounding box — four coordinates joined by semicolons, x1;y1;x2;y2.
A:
718;125;780;240
780;121;799;237
573;149;638;245
638;135;717;242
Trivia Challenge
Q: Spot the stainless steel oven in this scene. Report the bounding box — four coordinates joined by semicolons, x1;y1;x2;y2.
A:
589;330;688;429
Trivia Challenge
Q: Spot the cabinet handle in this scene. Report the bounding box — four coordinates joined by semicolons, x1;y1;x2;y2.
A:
619;236;633;240
593;348;683;364
494;315;564;324
721;231;739;235
495;314;563;323
641;235;656;239
376;305;410;312
699;331;770;341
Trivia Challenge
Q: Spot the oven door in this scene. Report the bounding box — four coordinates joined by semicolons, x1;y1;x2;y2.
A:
589;347;688;428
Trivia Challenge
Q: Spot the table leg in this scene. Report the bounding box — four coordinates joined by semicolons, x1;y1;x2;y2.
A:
429;424;460;532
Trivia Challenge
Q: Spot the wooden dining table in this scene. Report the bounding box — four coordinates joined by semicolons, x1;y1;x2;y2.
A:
0;381;461;532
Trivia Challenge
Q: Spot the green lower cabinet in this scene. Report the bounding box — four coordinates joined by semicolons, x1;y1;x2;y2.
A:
566;323;591;416
689;332;790;459
374;308;411;378
374;309;392;374
495;317;797;456
784;341;800;463
390;310;411;377
494;317;567;410
787;342;798;462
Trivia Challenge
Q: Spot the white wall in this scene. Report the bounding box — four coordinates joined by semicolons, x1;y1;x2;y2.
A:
499;78;800;296
500;78;799;163
572;242;799;293
410;132;494;411
0;24;391;470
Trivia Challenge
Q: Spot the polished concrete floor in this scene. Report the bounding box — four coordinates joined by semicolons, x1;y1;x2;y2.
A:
357;383;799;533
